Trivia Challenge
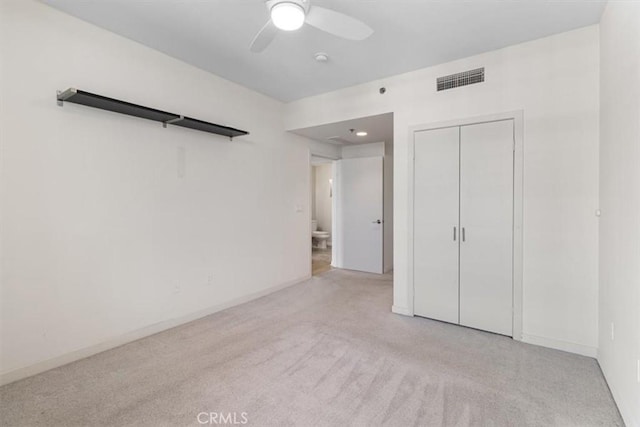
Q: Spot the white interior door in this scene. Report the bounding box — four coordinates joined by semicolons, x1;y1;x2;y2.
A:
459;120;514;336
337;157;383;273
413;127;460;323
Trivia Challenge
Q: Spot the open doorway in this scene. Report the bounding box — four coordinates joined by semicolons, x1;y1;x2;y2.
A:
311;157;334;275
296;112;394;276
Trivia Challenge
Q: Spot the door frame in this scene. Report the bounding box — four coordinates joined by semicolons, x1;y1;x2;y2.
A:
309;151;339;274
407;110;524;341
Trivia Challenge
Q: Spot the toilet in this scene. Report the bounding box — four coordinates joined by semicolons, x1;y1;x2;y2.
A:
311;220;330;249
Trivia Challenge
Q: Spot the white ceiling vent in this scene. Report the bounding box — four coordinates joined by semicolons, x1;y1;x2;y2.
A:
437;67;484;91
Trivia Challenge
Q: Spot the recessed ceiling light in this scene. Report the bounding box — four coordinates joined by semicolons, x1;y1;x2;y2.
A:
356;131;368;137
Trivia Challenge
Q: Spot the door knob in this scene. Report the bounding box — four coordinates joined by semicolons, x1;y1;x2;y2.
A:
372;219;382;224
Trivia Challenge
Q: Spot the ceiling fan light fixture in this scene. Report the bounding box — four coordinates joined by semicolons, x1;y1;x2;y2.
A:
271;2;305;31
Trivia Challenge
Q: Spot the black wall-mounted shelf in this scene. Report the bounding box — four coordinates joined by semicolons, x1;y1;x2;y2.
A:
56;88;249;140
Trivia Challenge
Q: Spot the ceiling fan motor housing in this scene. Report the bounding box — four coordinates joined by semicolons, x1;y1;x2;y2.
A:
251;0;373;53
266;0;310;14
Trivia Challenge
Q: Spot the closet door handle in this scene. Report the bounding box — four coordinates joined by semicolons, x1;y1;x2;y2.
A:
462;227;466;242
453;226;457;241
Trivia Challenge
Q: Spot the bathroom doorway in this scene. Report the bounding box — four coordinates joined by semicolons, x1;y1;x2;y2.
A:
311;156;334;276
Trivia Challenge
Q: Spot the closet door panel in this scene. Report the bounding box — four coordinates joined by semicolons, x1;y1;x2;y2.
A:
459;120;514;336
414;127;460;323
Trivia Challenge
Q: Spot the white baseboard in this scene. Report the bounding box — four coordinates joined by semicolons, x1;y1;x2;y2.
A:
600;363;639;427
0;275;311;387
392;305;412;316
521;333;597;358
386;310;595;358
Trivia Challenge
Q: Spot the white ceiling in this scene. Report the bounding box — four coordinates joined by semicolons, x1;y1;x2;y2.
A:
292;112;393;146
43;0;606;102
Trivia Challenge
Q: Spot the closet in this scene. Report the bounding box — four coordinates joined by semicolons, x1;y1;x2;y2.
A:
413;119;514;336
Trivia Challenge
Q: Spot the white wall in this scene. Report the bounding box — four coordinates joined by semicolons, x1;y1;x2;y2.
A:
314;164;332;239
598;2;640;425
311;166;317;220
0;0;312;384
308;139;341;160
383;140;394;273
341;142;385;158
285;26;600;356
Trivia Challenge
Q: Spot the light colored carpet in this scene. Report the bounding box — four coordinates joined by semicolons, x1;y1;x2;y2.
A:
0;269;623;426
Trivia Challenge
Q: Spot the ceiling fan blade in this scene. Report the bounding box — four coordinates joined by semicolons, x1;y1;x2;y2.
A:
250;20;278;53
306;6;373;41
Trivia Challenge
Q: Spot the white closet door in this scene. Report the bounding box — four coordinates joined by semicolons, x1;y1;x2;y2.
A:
459;120;514;336
414;127;460;323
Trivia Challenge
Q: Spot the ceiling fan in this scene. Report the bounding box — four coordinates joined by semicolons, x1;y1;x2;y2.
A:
250;0;374;53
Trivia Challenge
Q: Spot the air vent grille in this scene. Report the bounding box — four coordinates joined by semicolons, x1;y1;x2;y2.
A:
437;68;484;91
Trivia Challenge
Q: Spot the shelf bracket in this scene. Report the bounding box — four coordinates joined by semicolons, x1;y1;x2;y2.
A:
163;116;184;128
56;88;77;107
